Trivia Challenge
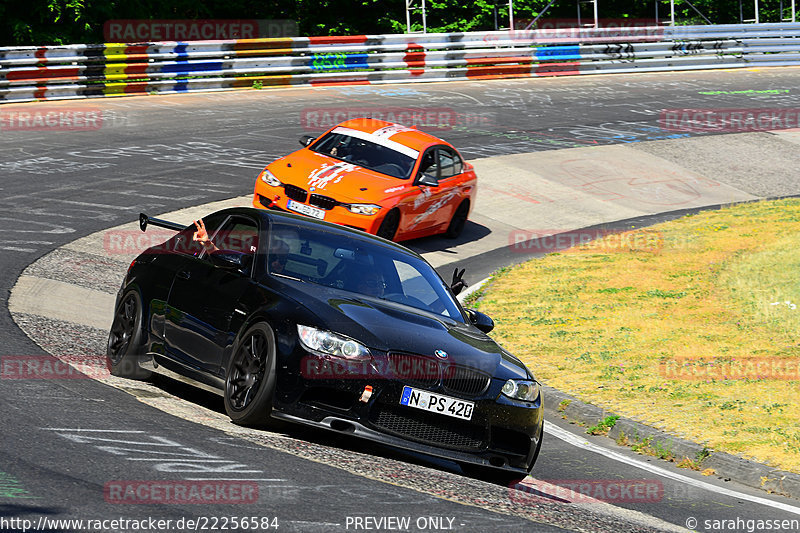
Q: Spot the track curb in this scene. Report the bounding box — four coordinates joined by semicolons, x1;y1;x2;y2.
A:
540;381;800;501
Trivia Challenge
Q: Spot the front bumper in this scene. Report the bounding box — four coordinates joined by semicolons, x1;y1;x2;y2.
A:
252;187;383;234
272;354;543;472
272;411;538;474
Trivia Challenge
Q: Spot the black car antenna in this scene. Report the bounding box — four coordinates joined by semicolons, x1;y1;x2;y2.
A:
139;213;185;232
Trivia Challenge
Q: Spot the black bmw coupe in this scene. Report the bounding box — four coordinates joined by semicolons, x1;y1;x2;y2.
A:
107;207;543;481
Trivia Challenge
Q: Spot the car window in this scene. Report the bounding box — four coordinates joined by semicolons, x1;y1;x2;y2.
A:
268;222;463;320
172;212;227;257
392;259;448;310
204;216;259;277
419;149;437;177
438;147;463;178
311;130;417;179
266;234;290;276
211;216;259;254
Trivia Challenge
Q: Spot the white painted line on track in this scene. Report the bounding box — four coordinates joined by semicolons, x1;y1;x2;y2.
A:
135;180;236;191
87;189;207;201
47;199;142;210
125;458;237;462
41;428;146;432
184;478;286;481
0;246;38;252
0;240;54;252
544;421;800;516
0;217;75;234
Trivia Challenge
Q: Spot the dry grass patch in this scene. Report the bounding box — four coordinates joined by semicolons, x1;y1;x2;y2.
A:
475;199;800;472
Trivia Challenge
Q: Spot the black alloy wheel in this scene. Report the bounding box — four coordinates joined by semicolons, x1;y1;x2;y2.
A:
106;291;151;379
224;322;276;426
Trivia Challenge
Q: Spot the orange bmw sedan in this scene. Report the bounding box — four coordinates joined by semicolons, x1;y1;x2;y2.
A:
253;119;477;241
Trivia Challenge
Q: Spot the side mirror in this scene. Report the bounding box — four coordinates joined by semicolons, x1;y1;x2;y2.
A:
210;250;252;273
299;135;316;147
417;172;439;187
466;308;494;333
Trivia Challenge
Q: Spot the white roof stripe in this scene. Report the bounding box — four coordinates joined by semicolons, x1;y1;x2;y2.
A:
331;126;420;159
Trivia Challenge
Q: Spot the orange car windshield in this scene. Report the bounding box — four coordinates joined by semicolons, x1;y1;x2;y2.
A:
312;131;417;179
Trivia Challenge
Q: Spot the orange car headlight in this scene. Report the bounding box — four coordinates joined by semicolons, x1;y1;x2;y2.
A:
345;204;381;216
259;169;282;187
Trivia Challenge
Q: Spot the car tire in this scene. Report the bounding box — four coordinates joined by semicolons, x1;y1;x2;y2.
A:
224;322;277;426
106;290;152;380
376;209;400;241
444;201;469;239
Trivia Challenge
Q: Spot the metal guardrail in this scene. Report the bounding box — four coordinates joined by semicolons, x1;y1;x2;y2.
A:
2;23;800;103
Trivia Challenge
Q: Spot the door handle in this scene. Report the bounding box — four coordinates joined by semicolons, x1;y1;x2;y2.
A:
177;270;191;280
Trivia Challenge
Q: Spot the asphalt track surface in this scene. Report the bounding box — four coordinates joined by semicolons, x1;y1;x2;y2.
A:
3;69;800;532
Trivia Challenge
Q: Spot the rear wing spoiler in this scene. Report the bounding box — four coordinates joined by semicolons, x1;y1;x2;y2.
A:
139;213;185;232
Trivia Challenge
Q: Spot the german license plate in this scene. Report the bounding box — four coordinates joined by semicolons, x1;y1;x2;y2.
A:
399;386;474;421
287;199;325;220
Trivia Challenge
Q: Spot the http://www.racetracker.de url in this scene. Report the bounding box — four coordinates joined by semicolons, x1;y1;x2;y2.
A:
0;516;280;532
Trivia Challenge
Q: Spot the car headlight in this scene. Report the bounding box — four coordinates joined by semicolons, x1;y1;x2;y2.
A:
259;169;282;187
501;379;540;402
345;204;381;215
297;325;370;359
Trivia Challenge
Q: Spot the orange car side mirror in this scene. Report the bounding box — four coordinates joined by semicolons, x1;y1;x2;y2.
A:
417;172;439;187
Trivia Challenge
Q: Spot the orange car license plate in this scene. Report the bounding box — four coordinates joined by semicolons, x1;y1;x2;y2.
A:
287;200;325;220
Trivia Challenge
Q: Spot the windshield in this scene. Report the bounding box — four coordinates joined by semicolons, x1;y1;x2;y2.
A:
311;127;418;179
267;222;463;320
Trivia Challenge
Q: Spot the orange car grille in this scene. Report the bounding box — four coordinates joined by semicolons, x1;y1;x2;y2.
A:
309;194;337;210
282;184;339;211
284;184;307;202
